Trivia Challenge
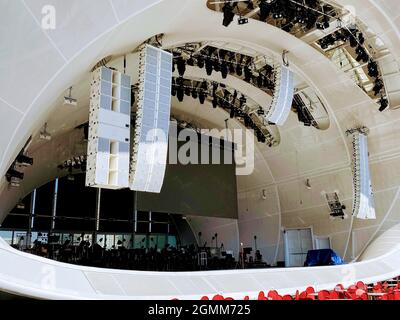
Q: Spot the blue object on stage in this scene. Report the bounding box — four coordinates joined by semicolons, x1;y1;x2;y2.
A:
305;249;345;266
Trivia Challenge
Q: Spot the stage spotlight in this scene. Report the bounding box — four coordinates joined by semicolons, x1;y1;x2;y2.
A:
212;95;218;108
205;58;213;75
177;57;186;76
230;107;235;118
373;79;383;96
257;107;265;115
187;56;195;66
184;86;191;96
213;59;221;72
244;66;252;82
6;168;24;181
259;0;271;22
238;16;249;25
191;88;198;99
236;64;243;76
16;154;33;166
220;61;228;79
222;3;235;27
197;56;204;69
199;91;206;104
379;97;389;112
177;86;184;102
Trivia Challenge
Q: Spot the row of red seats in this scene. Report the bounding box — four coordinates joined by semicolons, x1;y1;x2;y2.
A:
176;279;400;300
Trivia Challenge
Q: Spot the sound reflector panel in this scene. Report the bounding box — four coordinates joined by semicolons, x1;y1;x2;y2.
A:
265;64;294;126
129;44;173;193
351;133;376;219
86;66;131;189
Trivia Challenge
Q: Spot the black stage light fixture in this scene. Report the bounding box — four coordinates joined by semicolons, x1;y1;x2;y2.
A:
244;66;252;82
220;61;228;79
197;56;205;69
177;86;184;102
238;16;249;25
222;3;235;27
177;57;186;76
16;154;33;166
199;91;206;104
236;64;243;76
214;59;221;72
187;56;195;66
257;107;265;115
259;0;271;22
205;58;213;75
212;95;218;108
368;60;379;78
192;88;198;99
184;86;191;96
239;94;246;108
379;96;389;112
230;107;235;118
373;79;383;96
6;168;24;181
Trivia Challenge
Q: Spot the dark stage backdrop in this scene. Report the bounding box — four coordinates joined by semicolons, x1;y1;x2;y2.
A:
137;126;238;219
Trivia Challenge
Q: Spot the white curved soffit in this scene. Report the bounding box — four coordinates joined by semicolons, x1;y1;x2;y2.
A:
1;236;400;300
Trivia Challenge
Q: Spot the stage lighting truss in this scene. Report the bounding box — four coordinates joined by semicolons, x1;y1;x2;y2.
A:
347;128;376;220
264;58;295;126
316;23;390;109
169;43;276;95
171;76;280;147
129;44;173;193
206;0;342;38
58;155;87;172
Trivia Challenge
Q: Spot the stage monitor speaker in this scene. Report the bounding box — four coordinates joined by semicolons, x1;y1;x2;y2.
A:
129;44;173;193
86;67;131;189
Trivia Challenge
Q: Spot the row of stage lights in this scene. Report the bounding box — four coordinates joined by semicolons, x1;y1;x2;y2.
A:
57;155;87;181
221;0;335;32
171;47;275;92
318;28;388;111
171;77;274;145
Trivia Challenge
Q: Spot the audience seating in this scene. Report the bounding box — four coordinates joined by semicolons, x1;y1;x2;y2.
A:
182;277;400;300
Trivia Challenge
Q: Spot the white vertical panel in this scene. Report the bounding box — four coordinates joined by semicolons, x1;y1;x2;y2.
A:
86;67;131;189
129;45;172;193
352;133;376;219
265;64;294;126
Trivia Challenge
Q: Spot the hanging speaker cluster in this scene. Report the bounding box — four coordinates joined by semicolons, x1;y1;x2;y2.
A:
264;60;294;126
350;130;376;220
86;67;131;189
129;44;173;193
86;45;173;193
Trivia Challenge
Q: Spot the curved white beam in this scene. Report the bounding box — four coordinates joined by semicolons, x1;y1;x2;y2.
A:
1;235;400;300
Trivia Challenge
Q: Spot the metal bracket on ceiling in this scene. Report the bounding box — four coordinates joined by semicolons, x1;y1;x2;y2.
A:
282;50;290;67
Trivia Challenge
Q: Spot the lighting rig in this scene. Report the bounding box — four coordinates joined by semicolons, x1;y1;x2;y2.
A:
213;0;340;35
57;155;87;180
317;27;389;112
171;76;278;147
170;45;276;95
5;139;34;187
